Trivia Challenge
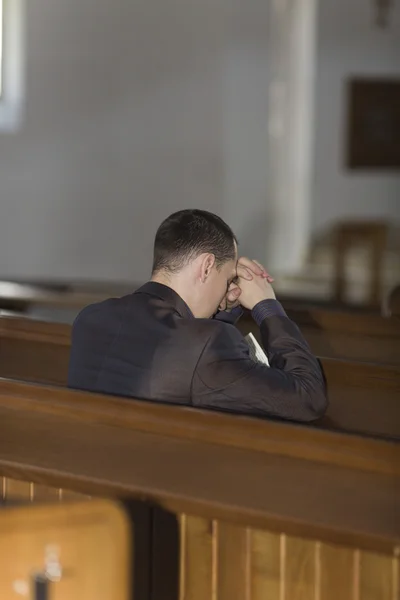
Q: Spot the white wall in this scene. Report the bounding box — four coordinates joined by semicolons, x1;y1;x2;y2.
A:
0;0;275;282
222;1;270;261
0;0;227;282
312;0;400;234
1;0;399;284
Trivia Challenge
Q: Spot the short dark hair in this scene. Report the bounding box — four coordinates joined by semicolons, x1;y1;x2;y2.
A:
152;209;237;274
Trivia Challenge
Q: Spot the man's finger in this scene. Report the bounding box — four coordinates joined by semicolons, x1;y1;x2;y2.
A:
251;259;269;278
227;287;241;303
219;298;227;311
238;257;265;276
252;259;274;281
236;264;253;281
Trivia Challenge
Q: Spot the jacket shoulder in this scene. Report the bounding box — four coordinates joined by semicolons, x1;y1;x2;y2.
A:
72;296;126;329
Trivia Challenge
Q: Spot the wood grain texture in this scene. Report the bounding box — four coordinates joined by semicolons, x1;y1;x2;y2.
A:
284;536;316;600
250;530;281;599
2;479;33;502
319;543;355;600
0;338;69;385
1;315;400;439
0;378;397;477
239;308;400;366
1;477;89;504
0;380;398;554
1;481;397;600
216;522;251;600
179;515;215;600
359;551;398;600
0;499;131;600
178;518;399;600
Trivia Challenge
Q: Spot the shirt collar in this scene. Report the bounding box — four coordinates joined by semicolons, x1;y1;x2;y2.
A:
134;281;195;320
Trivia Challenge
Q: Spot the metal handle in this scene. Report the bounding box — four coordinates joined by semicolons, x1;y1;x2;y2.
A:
32;573;49;600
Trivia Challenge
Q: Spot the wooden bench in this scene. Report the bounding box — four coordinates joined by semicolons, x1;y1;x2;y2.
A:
0;317;71;386
2;280;399;364
0;499;132;600
0;315;399;439
2;278;397;318
0;379;398;600
239;306;400;366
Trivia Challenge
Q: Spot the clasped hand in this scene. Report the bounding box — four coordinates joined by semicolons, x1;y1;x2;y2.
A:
220;257;276;312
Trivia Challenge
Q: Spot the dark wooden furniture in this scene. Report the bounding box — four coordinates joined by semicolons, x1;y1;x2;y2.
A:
332;221;388;308
1;315;399;439
0;500;132;600
0;379;398;600
384;283;400;318
241;306;400;366
346;78;400;169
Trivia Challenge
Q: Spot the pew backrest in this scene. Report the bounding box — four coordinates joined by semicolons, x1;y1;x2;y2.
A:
0;380;398;600
1;316;400;439
0;499;131;600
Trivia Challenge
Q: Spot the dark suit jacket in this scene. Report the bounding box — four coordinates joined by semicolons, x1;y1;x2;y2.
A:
68;282;327;421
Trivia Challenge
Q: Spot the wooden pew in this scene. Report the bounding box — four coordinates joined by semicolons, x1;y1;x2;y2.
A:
0;279;386;316
0;315;399;439
2;309;400;372
239;307;400;366
0;379;398;600
1;280;399;364
0;317;70;386
384;283;400;318
0;500;132;600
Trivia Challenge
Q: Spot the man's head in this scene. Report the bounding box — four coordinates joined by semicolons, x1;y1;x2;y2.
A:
151;209;238;318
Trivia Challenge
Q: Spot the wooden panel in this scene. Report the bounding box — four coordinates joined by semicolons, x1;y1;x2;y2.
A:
0;499;131;600
0;338;69;386
360;550;398;600
285;536;317;600
238;310;400;366
320;543;354;600
179;515;215;600
2;478;33;501
29;483;61;501
179;519;282;600
0;378;397;478
1;477;89;503
0;387;398;555
2;315;400;438
179;518;400;600
250;530;281;599
217;522;251;600
57;487;91;501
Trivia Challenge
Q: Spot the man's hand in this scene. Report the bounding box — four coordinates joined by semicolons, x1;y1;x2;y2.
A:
220;257;274;311
237;269;276;310
237;257;274;283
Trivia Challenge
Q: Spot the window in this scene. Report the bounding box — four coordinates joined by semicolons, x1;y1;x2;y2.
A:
0;0;24;131
0;0;3;97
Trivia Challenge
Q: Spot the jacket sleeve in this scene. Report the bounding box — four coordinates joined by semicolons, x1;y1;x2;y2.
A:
213;306;243;325
191;315;328;422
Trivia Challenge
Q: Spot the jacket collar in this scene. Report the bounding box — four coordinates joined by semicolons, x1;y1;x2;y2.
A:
135;282;194;320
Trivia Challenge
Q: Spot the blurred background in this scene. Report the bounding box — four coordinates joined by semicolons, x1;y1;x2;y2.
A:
0;0;399;317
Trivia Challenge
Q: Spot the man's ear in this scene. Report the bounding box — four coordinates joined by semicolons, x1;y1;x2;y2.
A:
199;253;216;283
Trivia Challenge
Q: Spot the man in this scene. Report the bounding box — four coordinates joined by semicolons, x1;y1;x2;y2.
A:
68;209;327;422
